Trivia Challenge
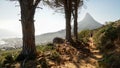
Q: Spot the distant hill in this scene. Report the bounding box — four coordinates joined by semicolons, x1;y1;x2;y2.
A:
0;29;21;49
35;30;65;44
0;13;103;49
36;13;103;44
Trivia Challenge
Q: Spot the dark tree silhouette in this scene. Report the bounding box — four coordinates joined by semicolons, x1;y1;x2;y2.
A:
72;0;83;41
44;0;84;42
44;0;73;42
10;0;41;61
64;0;73;42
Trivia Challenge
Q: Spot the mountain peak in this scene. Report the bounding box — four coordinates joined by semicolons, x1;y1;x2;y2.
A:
85;13;92;18
83;13;94;21
78;13;102;31
80;13;99;24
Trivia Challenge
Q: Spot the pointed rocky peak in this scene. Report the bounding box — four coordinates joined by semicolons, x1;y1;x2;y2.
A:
85;13;92;18
78;13;103;31
83;13;94;21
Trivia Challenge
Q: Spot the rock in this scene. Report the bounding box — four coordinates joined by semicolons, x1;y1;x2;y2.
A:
53;37;64;44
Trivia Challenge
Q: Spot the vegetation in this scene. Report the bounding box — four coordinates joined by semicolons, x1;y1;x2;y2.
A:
8;0;85;62
72;0;83;41
75;20;120;68
0;49;20;67
0;45;55;67
1;19;120;68
9;0;42;61
1;0;119;68
78;29;92;43
93;20;120;68
36;44;55;52
93;21;119;51
44;0;84;42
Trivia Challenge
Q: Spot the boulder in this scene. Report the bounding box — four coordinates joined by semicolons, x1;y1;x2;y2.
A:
53;37;64;44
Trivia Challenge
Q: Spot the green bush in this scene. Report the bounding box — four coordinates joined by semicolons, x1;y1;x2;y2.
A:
93;20;120;68
78;29;92;43
0;49;20;67
93;26;107;46
105;26;117;40
93;24;118;51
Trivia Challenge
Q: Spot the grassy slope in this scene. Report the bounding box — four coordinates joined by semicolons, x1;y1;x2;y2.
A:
93;20;120;68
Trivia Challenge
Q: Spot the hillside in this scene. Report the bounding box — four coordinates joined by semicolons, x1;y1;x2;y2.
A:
35;30;65;44
93;20;120;68
1;19;120;68
0;38;101;68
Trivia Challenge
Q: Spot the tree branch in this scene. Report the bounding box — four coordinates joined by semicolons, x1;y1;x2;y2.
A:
33;0;41;8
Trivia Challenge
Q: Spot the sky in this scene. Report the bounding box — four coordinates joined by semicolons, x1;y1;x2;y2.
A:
0;0;120;37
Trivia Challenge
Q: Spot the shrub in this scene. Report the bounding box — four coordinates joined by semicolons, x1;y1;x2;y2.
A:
94;20;120;68
2;54;14;67
93;24;118;51
78;29;92;43
93;27;106;46
49;51;60;63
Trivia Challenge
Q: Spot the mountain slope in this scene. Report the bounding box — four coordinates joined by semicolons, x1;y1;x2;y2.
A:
0;13;103;46
35;30;65;44
77;13;102;31
36;13;103;44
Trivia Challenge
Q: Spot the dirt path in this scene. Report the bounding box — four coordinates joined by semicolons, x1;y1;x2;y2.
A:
78;37;103;68
53;37;103;68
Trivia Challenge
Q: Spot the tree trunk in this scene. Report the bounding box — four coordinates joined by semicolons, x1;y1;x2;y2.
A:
20;19;36;59
73;0;78;41
64;0;72;42
16;0;37;61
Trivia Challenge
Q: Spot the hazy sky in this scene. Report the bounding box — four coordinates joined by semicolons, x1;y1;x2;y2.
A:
0;0;120;36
